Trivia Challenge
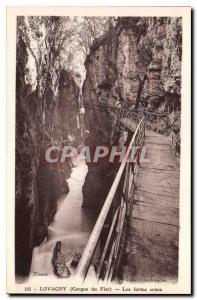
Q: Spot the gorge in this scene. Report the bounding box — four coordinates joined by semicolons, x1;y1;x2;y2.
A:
15;16;182;281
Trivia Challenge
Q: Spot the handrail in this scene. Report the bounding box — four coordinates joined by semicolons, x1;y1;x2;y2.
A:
145;112;180;156
172;132;180;144
75;116;145;281
86;102;180;155
85;104;168;116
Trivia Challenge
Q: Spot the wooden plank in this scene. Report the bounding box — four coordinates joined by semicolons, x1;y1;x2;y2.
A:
135;175;179;190
135;185;179;198
132;204;179;226
129;217;179;242
121;129;180;282
122;218;178;282
133;190;179;209
136;168;180;181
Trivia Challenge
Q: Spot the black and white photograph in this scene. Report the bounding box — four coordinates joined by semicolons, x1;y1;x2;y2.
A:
6;6;191;295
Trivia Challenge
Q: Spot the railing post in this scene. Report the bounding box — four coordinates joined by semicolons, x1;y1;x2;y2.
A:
75;117;145;282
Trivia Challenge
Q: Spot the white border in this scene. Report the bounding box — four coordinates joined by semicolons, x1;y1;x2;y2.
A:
2;2;193;297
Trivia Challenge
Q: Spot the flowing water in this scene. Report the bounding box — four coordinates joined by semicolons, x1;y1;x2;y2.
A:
29;157;96;281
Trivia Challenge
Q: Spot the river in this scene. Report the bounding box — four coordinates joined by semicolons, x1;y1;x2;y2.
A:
29;157;96;281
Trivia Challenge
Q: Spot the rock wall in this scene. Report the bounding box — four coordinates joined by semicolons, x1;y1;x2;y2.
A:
82;17;182;209
15;34;79;278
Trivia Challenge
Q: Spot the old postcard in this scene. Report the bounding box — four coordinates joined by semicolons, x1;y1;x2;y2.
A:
6;6;191;294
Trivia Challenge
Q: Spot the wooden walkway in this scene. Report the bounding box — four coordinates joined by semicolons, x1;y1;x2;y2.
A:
121;130;180;282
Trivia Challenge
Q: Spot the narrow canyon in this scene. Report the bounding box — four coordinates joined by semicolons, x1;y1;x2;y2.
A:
15;16;182;280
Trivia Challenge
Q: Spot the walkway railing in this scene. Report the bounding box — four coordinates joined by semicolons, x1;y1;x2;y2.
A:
86;103;180;156
144;111;180;156
75;117;146;282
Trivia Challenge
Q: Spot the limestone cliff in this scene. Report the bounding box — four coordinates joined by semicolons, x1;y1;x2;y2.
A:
15;29;79;278
82;17;182;209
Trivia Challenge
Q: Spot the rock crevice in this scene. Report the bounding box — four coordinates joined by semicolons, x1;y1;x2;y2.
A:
15;29;80;278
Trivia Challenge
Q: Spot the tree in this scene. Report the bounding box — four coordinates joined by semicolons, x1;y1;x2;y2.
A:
17;16;78;124
77;17;115;56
